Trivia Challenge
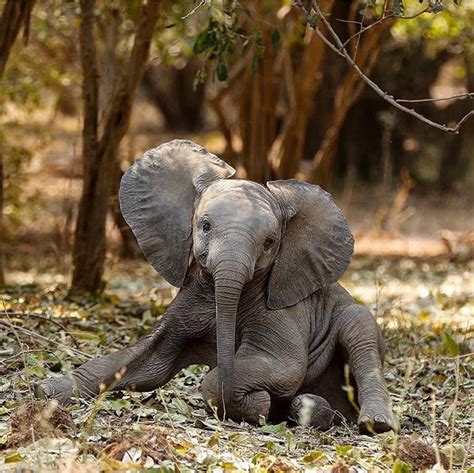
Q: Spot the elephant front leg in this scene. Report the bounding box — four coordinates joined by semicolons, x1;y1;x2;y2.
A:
337;304;398;434
201;366;271;423
35;319;187;406
201;354;304;424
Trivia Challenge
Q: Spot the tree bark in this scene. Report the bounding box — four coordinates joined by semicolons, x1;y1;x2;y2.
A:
110;161;141;259
0;0;35;77
71;0;161;293
142;61;205;132
312;19;392;187
271;0;334;179
240;11;282;183
0;0;36;286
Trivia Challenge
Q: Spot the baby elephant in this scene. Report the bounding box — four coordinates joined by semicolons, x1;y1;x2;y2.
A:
36;140;397;434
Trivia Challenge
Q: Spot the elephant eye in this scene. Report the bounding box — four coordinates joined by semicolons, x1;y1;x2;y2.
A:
264;236;275;251
202;220;211;233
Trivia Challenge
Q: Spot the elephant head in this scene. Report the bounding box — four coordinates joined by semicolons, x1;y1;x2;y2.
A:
119;140;354;412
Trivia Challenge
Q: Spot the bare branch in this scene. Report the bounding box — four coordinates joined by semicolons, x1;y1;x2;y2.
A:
0;321;92;359
396;92;474;103
299;1;474;134
341;7;430;50
4;311;80;347
181;0;206;20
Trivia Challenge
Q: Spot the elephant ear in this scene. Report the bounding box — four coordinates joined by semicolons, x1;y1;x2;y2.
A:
119;140;235;287
266;179;354;309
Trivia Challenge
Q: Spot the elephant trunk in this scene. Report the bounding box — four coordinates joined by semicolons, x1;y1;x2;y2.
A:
213;256;252;413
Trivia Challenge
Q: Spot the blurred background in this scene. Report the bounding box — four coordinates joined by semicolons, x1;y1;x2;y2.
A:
0;0;473;292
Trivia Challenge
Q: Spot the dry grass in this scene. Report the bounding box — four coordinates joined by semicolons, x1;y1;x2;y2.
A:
0;256;472;471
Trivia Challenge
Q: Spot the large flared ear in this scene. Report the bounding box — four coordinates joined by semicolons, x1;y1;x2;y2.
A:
119;140;235;287
266;179;354;309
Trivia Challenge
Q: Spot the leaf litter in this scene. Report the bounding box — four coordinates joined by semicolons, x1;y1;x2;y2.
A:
0;256;472;471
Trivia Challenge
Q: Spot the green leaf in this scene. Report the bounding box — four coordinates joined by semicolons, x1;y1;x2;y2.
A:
302;450;326;464
5;452;23;463
217;62;228;82
259;421;287;434
251;55;259;75
252;29;265;58
285;429;297;452
336;445;353;456
442;332;460;356
393;459;412;473
393;0;404;15
309;13;320;28
193;28;211;54
271;28;281;45
108;399;131;412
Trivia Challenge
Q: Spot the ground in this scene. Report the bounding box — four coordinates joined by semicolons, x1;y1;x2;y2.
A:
0;255;472;472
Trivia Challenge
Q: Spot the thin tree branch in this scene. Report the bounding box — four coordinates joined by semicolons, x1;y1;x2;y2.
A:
0;320;92;359
341;7;430;50
3;311;80;347
396;92;474;103
181;0;206;20
299;1;474;135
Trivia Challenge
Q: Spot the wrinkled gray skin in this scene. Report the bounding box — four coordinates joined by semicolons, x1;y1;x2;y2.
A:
35;140;397;434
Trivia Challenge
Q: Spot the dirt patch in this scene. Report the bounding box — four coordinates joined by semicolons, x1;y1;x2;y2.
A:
5;400;75;449
396;436;449;470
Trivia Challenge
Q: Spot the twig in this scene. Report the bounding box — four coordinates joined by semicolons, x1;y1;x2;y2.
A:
3;311;80;347
396;92;474;103
0;348;59;366
181;0;206;20
449;357;460;471
1;301;33;398
461;421;474;471
0;321;92;359
430;390;442;467
351;3;366;61
341;7;430;50
299;1;474;135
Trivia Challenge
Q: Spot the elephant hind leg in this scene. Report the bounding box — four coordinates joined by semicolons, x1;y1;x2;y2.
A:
289;394;335;430
289;351;357;429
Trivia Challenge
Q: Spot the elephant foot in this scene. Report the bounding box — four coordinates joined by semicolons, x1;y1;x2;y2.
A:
290;394;335;430
358;400;398;434
34;375;77;406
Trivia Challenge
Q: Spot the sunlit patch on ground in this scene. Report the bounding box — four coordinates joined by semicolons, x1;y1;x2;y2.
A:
0;257;472;471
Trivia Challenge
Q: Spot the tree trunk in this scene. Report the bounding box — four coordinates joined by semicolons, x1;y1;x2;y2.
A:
0;0;35;77
240;9;282;183
71;0;161;293
110;162;141;259
271;0;335;179
312;19;392;187
142;61;205;131
0;0;36;286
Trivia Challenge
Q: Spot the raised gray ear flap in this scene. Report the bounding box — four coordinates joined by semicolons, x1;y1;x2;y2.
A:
266;179;354;309
119;140;235;287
